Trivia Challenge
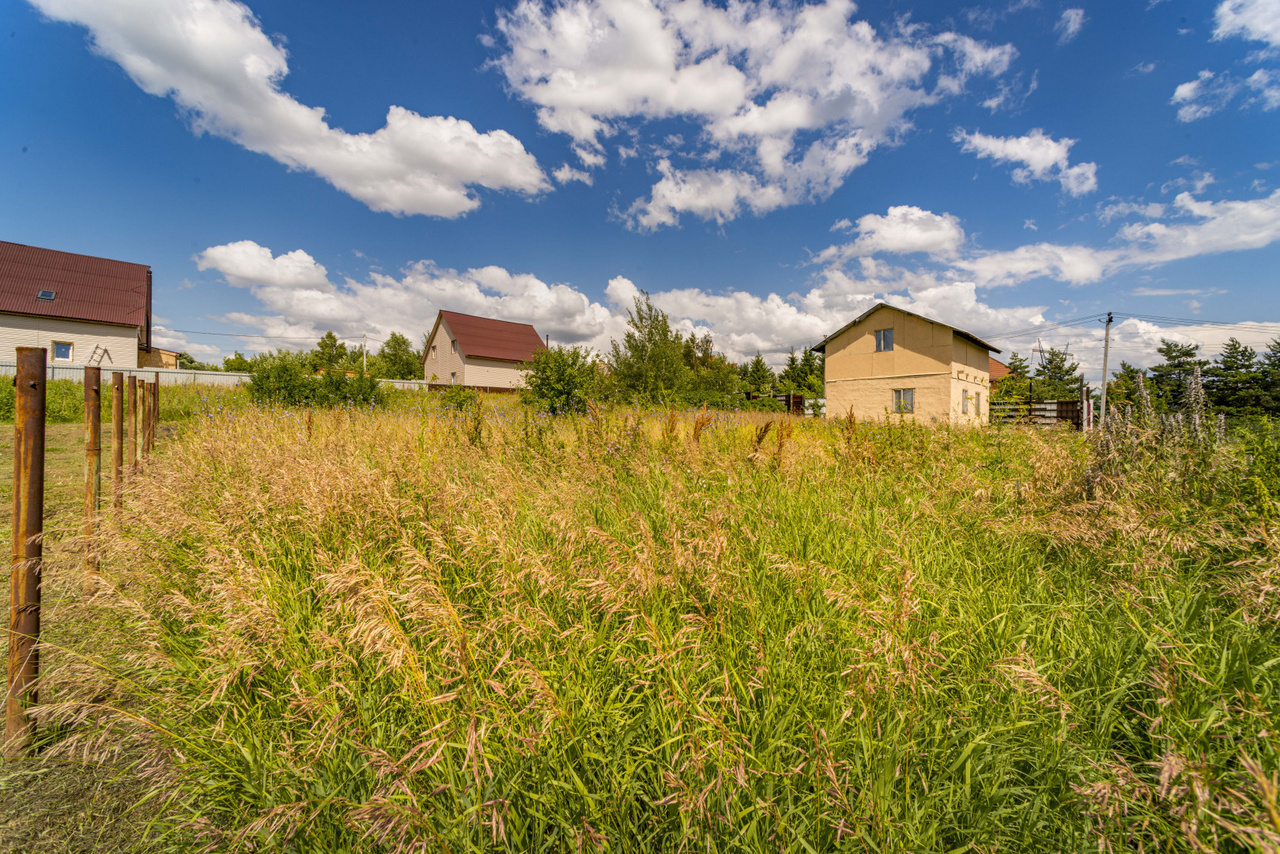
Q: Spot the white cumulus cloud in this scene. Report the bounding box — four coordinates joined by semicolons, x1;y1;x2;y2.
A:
817;205;965;262
954;127;1098;196
30;0;549;217
816;189;1280;289
496;0;1014;228
1214;0;1280;47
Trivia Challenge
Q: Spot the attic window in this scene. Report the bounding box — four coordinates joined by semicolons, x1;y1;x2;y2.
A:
37;290;56;301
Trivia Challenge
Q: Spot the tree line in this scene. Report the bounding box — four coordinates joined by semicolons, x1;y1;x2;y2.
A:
180;331;425;381
524;292;823;414
177;295;824;414
993;337;1280;417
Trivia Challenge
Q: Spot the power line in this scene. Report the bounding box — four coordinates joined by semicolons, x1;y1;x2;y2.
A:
985;313;1108;341
1114;313;1280;335
164;328;384;346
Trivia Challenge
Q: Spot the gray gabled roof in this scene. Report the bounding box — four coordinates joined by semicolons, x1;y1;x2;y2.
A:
812;302;1001;355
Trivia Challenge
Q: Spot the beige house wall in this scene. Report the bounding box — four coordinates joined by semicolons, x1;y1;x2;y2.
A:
423;322;465;383
823;306;993;425
461;356;527;389
826;373;953;422
0;313;140;368
824;310;952;381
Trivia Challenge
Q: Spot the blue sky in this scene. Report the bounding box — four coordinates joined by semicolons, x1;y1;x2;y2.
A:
3;0;1279;379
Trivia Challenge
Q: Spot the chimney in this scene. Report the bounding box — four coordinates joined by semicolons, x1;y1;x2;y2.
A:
545;334;549;347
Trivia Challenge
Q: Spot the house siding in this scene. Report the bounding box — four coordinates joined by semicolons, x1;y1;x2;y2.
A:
0;313;139;368
423;322;466;383
461;356;527;389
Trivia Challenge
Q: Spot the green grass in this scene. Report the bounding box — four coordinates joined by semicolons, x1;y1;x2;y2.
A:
18;401;1280;851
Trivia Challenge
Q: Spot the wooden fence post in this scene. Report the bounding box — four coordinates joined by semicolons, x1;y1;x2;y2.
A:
150;374;159;452
128;376;138;474
112;372;124;509
141;382;151;460
83;367;101;584
6;347;46;757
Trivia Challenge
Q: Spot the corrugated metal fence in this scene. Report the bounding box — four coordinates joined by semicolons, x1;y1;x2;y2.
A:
0;361;250;387
0;361;446;391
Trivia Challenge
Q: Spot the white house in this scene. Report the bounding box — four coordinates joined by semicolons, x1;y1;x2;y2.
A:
422;310;546;389
0;240;152;368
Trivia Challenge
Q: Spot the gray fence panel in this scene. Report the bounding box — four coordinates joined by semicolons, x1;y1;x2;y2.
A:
0;362;252;387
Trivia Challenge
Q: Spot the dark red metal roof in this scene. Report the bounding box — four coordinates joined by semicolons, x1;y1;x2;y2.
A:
439;310;546;363
0;240;150;329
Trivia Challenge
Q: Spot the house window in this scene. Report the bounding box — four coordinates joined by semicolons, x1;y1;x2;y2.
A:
52;341;73;362
451;339;457;354
875;328;894;352
430;345;437;360
975;392;981;414
892;388;914;413
450;372;457;384
962;391;969;414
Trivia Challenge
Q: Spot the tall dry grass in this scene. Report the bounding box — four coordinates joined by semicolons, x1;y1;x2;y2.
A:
34;398;1280;852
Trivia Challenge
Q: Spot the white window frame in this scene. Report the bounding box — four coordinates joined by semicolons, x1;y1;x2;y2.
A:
51;340;74;362
892;388;914;414
962;390;969;414
875;328;894;352
451;339;457;354
430;344;437;360
450;371;457;384
975;392;981;415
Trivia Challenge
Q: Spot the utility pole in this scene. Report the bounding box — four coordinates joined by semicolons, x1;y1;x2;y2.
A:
1099;312;1113;429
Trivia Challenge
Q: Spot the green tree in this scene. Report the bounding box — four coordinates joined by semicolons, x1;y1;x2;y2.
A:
1259;337;1280;416
778;348;824;396
1149;339;1209;411
1205;337;1264;415
311;332;350;373
223;351;253;372
743;353;775;395
522;345;600;415
371;332;422;380
1032;347;1081;400
607;291;690;401
178;352;220;371
1105;361;1148;411
992;351;1032;401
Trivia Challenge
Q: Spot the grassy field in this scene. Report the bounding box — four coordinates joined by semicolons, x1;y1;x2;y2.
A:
4;396;1280;852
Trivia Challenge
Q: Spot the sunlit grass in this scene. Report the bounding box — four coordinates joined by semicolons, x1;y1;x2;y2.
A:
37;398;1280;852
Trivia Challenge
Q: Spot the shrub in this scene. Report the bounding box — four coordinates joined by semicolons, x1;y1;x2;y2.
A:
438;384;480;412
247;352;385;407
522;345;600;415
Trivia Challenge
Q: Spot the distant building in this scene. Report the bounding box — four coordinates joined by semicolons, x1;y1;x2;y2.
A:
988;355;1011;391
813;303;1000;425
422;310;546;389
139;346;180;369
0;240;151;368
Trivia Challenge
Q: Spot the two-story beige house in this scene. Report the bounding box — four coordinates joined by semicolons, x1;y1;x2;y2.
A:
813;303;1000;424
0;240;152;368
422;310;545;389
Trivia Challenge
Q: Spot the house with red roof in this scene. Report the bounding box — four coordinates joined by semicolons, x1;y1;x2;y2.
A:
422;310;546;389
0;240;152;368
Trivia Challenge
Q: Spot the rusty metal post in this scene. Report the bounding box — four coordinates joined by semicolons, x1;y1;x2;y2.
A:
112;372;124;509
128;376;138;474
7;347;46;757
83;367;102;583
